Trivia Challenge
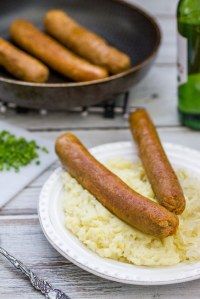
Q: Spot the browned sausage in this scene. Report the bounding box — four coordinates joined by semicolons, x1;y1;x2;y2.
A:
129;109;186;215
0;38;49;83
44;10;131;74
55;132;179;238
10;20;108;82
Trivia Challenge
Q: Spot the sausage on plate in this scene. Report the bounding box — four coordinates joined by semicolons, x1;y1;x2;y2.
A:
129;109;186;215
55;132;179;238
0;38;49;83
44;10;131;74
10;19;108;82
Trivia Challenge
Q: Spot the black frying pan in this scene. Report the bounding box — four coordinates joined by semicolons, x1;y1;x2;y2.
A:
0;0;161;110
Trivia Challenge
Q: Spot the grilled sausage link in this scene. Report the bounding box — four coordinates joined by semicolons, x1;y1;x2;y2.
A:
44;10;131;74
55;132;179;238
0;38;49;83
129;109;186;215
10;19;108;82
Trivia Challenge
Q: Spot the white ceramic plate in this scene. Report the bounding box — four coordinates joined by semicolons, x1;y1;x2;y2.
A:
38;141;200;285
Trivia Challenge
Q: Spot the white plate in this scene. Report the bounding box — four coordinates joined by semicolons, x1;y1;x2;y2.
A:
38;141;200;285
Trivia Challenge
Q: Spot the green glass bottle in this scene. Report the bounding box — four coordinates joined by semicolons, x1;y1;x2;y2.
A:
177;0;200;129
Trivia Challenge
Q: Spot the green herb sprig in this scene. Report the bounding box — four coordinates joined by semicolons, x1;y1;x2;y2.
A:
0;130;48;172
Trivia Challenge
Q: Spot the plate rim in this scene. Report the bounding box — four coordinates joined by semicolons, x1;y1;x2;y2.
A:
38;141;200;285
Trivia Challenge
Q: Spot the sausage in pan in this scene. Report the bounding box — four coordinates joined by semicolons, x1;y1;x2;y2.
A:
10;20;108;82
0;38;49;83
44;10;131;74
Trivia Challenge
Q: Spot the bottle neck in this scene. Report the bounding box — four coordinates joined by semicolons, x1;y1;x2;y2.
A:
178;0;200;24
178;0;200;12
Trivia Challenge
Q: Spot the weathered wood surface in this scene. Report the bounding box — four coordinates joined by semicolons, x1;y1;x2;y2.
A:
1;216;200;299
1;0;200;298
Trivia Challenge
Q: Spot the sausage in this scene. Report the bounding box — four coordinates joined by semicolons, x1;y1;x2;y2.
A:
44;10;131;74
129;109;186;215
10;20;108;82
55;132;179;238
0;38;49;83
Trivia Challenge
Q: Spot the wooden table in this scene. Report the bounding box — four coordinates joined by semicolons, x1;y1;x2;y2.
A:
1;1;200;298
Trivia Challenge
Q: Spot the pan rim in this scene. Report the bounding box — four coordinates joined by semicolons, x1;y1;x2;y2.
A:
0;0;161;88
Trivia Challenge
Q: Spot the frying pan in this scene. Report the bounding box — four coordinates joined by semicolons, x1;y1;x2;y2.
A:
0;0;161;110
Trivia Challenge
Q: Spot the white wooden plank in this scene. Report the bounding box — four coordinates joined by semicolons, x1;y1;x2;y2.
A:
155;17;176;64
130;64;178;124
0;217;200;299
2;127;199;214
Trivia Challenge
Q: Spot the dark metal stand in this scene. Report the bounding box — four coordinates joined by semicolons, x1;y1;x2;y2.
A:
0;91;130;118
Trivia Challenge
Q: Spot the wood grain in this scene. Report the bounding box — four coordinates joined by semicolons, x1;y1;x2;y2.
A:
1;217;200;299
1;0;200;298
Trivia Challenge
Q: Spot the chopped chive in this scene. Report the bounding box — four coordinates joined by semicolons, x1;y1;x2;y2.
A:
0;130;49;172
